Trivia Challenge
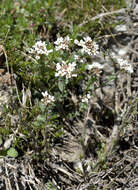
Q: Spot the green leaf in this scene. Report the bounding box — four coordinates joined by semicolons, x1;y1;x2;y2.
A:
0;137;3;146
39;102;46;112
55;130;64;138
7;147;18;158
33;121;40;127
36;115;46;123
58;80;64;92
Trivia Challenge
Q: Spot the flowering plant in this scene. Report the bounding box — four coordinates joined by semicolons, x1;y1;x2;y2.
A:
27;34;134;110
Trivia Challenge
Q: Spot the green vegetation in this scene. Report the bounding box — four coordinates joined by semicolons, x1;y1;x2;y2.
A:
1;0;132;189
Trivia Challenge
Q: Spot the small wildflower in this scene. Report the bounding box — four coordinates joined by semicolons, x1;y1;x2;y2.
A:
74;37;99;56
28;48;35;54
45;49;53;56
54;36;71;51
35;55;40;60
74;39;85;47
32;41;47;55
55;61;77;79
41;91;55;105
80;58;86;63
74;54;79;60
81;93;91;104
87;62;103;70
117;58;133;74
28;40;53;59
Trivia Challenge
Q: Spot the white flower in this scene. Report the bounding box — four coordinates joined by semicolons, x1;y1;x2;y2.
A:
87;62;103;70
117;58;133;73
117;58;127;67
84;36;91;41
74;37;99;56
28;40;53;58
41;91;55;105
54;37;64;45
74;39;85;47
81;93;91;104
124;65;133;73
54;36;71;51
35;55;40;60
86;93;91;99
74;54;79;60
65;36;70;41
29;48;35;54
33;41;47;54
45;49;53;56
80;58;86;63
55;61;77;79
74;39;79;45
42;91;49;97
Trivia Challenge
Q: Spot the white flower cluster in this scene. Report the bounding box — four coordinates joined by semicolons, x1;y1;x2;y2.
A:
87;62;103;70
81;93;91;104
74;54;79;60
73;54;87;63
29;41;53;60
41;91;55;105
55;61;77;79
86;62;103;76
74;36;99;56
117;58;133;73
54;36;71;51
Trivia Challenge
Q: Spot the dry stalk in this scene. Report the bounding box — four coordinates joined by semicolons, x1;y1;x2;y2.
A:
0;45;10;74
79;8;126;27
